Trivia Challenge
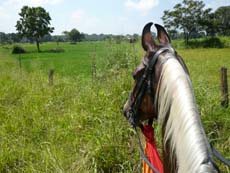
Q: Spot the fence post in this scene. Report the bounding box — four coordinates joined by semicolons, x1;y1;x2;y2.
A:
92;55;96;80
49;69;54;86
91;46;97;81
18;55;22;69
220;67;228;107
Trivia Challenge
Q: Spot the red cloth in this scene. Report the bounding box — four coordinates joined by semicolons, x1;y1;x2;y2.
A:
141;125;164;173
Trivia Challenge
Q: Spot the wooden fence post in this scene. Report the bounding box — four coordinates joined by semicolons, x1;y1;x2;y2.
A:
49;69;54;86
91;46;97;81
91;55;96;80
220;67;228;107
18;55;22;69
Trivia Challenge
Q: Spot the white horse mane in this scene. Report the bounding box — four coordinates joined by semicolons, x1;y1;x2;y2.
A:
155;52;217;173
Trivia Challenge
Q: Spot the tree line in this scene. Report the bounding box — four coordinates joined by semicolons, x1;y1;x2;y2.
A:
0;30;139;45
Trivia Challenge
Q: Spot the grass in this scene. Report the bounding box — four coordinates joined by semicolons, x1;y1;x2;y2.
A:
0;41;230;172
3;42;110;78
7;41;144;79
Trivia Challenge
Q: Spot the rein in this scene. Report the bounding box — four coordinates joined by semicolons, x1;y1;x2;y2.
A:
124;46;230;172
125;47;175;173
126;47;175;127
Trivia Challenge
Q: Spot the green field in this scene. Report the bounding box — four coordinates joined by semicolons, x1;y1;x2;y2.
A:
0;41;230;172
8;42;112;78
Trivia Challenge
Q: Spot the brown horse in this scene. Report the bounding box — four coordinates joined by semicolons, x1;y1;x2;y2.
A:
123;23;219;173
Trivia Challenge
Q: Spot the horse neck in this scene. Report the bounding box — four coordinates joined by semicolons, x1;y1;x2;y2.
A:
155;56;217;173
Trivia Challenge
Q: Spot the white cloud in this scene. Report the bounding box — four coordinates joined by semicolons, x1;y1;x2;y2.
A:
206;0;230;10
71;10;86;23
69;9;102;34
68;9;142;35
125;0;159;15
0;6;11;18
0;5;14;33
3;0;64;8
0;0;63;33
171;0;181;4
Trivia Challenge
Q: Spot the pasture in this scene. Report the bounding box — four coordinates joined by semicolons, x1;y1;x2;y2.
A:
0;41;230;172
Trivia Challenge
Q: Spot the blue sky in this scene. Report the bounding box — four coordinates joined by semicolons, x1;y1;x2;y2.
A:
0;0;229;35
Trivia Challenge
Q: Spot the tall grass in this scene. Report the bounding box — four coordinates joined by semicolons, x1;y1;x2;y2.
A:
0;42;229;172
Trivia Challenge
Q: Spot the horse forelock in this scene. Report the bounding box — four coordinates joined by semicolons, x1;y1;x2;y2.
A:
155;53;217;173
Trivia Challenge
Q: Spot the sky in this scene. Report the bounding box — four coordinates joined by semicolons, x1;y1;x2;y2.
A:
0;0;229;35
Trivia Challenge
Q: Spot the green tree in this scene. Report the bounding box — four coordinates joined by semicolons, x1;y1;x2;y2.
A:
215;6;230;36
199;6;230;36
62;31;69;42
69;29;84;42
162;0;209;44
133;33;139;41
0;32;7;44
16;6;54;52
198;8;217;36
63;29;84;42
69;29;80;42
8;33;21;43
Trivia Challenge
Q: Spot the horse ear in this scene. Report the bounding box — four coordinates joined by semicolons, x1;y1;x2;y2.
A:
155;24;171;45
142;22;156;51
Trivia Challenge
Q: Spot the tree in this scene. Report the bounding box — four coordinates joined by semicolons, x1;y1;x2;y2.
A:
198;8;217;36
133;33;139;41
162;0;209;44
16;6;54;52
8;33;21;43
199;6;230;36
40;34;52;42
0;32;21;44
63;29;85;42
69;29;80;42
214;6;230;36
0;32;7;44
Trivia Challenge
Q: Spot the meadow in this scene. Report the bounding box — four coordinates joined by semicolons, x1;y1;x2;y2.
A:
0;40;230;172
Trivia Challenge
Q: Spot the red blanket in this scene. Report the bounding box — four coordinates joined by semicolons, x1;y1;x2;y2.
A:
141;125;164;173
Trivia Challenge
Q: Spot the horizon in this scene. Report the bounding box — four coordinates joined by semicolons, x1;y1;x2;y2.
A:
0;0;229;35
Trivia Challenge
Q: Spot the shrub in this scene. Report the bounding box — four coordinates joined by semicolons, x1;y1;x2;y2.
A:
12;45;26;54
220;37;230;48
203;37;224;48
186;37;224;48
47;48;65;53
70;42;77;45
172;36;230;48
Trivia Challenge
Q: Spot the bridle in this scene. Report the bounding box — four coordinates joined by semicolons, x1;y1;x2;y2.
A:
124;46;177;173
124;46;229;173
125;46;176;127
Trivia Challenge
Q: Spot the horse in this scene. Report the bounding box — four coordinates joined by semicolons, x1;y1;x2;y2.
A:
123;23;219;173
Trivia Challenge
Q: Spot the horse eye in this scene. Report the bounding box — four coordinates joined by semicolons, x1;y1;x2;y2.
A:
132;72;137;80
133;70;141;80
132;63;145;80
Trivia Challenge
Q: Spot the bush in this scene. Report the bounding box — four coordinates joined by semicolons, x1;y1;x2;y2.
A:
173;37;228;49
203;37;224;48
12;45;26;54
46;48;65;53
220;37;230;48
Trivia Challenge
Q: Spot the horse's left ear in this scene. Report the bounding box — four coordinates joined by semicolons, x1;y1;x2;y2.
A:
142;22;157;51
155;24;171;45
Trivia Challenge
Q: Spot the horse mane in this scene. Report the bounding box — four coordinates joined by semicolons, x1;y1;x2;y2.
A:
155;52;217;173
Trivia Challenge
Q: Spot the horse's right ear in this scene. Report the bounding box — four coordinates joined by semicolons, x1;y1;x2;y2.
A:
142;22;156;51
155;24;171;45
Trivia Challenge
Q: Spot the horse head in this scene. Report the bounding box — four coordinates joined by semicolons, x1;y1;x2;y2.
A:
123;23;219;173
123;22;188;124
